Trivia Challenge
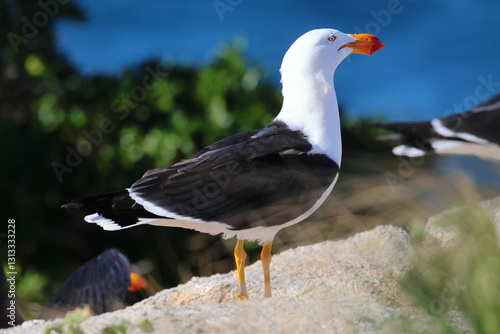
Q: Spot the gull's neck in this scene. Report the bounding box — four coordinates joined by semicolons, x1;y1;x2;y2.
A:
275;69;342;166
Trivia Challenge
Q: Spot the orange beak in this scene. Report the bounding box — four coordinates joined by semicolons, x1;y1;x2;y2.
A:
128;272;147;292
339;34;384;55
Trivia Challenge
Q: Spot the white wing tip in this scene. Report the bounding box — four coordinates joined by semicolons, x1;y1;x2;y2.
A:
431;118;488;144
84;213;124;231
392;145;426;157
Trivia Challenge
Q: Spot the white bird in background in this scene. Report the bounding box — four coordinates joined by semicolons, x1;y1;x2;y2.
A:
63;29;384;300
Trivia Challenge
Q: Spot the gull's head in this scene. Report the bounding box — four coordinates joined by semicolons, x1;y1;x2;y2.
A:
280;28;384;83
277;29;383;164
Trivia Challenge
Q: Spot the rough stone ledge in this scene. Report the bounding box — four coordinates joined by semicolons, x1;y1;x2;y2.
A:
5;197;498;333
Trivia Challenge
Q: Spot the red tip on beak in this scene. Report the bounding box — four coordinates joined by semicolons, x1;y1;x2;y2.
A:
340;34;384;55
128;272;147;292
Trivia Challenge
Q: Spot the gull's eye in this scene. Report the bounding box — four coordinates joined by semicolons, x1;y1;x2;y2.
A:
327;35;336;42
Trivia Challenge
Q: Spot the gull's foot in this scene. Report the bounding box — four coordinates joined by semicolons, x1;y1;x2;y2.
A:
236;292;249;301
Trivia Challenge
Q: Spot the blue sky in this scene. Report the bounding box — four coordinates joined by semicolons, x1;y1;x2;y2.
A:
53;0;500;121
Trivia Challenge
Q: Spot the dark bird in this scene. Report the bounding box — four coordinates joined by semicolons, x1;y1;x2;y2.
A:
38;248;147;320
375;93;500;161
62;28;384;300
0;248;147;328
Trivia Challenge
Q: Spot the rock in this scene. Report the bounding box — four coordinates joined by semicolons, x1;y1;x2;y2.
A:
425;196;500;247
7;205;497;334
139;225;414;307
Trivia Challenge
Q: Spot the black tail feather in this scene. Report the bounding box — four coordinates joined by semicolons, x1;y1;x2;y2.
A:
62;190;161;219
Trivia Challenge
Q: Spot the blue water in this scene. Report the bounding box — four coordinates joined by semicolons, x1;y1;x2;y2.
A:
54;0;500;122
52;1;500;197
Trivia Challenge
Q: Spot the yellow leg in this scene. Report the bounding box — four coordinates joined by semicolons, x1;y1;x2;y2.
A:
234;239;249;301
261;241;273;298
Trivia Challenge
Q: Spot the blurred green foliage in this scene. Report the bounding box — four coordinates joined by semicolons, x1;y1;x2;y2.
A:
403;204;500;333
1;0;389;318
102;319;154;334
44;307;89;334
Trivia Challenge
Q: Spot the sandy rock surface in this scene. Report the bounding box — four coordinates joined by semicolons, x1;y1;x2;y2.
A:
6;197;497;334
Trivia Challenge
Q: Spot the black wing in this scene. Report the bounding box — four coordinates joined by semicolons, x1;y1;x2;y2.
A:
38;249;131;320
471;92;500;113
440;96;500;145
375;93;500;154
375;121;436;152
130;121;339;230
63;121;339;230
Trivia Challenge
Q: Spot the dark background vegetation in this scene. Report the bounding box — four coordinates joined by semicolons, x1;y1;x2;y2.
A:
2;0;498;321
